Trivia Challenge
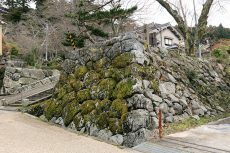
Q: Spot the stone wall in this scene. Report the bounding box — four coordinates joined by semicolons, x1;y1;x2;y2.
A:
1;67;60;95
28;33;230;147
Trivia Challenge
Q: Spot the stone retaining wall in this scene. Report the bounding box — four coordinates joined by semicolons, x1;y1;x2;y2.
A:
1;67;60;95
28;33;230;147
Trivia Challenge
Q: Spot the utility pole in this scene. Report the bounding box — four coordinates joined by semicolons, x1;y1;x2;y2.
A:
193;0;202;58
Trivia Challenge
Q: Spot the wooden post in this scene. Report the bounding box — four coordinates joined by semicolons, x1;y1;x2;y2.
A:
158;109;163;139
0;24;2;56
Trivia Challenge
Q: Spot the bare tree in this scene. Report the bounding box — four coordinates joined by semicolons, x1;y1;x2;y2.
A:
155;0;215;56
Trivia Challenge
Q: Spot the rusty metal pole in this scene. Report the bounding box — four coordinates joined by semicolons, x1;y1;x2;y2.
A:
158;109;163;139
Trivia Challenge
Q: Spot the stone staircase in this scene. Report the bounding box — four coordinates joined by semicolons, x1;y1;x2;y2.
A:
0;75;59;111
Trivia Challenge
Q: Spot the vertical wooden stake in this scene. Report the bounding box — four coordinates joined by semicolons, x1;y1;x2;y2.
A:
158;109;163;139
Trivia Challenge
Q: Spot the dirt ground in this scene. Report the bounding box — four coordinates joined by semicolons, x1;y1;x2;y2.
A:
0;110;140;153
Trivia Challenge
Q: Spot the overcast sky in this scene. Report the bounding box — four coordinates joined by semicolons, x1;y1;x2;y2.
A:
30;0;230;28
128;0;230;28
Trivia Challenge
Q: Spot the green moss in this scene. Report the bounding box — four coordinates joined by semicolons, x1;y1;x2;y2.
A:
57;87;66;100
26;101;48;117
80;100;97;115
44;99;63;120
151;79;159;93
96;99;112;114
110;99;128;118
74;66;88;80
91;78;116;99
94;58;108;70
96;112;110;129
76;89;91;103
62;91;76;105
112;53;134;68
108;118;123;134
112;78;135;99
62;100;80;126
128;63;157;79
84;71;101;87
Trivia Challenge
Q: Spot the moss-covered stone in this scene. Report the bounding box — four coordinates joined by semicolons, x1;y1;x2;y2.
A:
96;99;112;114
80;100;97;115
151;79;159;93
96;112;110;129
110;99;128;118
84;71;101;87
26;101;48;117
62;91;76;105
91;78;116;99
76;89;91;103
74;66;88;80
112;79;135;99
94;57;109;70
108;118;123;134
112;53;134;68
62;100;80;126
44;99;63;120
56;87;66;100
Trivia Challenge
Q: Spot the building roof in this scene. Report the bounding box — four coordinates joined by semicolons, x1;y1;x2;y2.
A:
138;22;183;40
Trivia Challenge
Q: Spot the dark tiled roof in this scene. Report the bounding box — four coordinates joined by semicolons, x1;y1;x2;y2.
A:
0;7;8;14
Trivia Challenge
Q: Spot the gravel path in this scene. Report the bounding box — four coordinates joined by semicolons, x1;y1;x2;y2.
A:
0;111;140;153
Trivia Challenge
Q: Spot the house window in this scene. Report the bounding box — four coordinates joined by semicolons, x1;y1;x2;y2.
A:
164;38;173;46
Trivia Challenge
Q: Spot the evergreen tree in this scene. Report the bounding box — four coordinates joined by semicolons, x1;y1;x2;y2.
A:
64;0;137;49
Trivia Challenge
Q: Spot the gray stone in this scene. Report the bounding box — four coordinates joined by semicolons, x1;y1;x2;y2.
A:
98;129;113;141
109;134;124;145
173;103;183;115
151;117;159;128
132;79;143;93
123;128;153;147
159;103;168;113
150;112;157;117
168;94;179;102
12;73;20;81
68;122;76;130
144;90;163;103
39;115;48;122
216;106;225;112
193;109;205;116
164;99;173;107
159;82;176;95
80;127;86;133
179;97;188;108
169;107;176;115
143;80;151;89
124;110;151;132
192;115;200;120
89;124;99;136
191;100;201;110
55;117;64;126
165;115;173;123
167;73;177;83
127;94;153;112
50;117;57;123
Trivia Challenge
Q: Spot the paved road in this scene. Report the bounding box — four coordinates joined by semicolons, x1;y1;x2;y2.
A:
134;117;230;153
0;111;139;153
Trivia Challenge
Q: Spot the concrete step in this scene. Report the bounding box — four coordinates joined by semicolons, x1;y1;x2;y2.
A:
0;106;20;112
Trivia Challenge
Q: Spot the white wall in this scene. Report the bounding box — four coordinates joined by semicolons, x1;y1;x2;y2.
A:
155;29;182;48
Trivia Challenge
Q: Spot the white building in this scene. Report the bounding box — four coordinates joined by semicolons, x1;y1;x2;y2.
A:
137;22;184;49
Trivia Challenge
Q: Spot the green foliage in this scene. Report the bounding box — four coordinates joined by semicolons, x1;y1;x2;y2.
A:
151;79;159;93
96;99;112;114
212;49;223;58
63;32;86;48
10;47;19;57
0;67;5;89
186;70;197;83
205;24;230;40
108;118;123;134
112;78;135;99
